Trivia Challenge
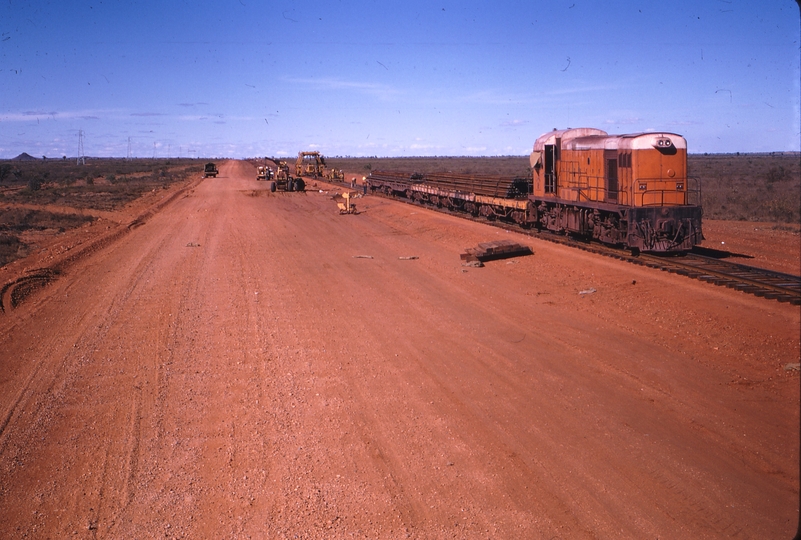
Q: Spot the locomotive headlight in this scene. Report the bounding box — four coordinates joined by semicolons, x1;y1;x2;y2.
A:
676;183;684;190
653;137;676;153
639;183;647;191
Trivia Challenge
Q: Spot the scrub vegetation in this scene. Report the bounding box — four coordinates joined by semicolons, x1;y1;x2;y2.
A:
0;158;200;267
325;153;801;224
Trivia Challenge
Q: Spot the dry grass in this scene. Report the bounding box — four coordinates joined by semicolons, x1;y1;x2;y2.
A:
0;158;200;211
0;208;96;266
0;158;201;267
326;155;531;178
688;154;800;224
327;154;801;224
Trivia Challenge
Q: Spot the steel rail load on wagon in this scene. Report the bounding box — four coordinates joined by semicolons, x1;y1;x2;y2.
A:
366;128;703;253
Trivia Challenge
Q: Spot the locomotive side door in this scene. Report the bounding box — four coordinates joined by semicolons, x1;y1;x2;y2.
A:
544;144;558;194
605;150;618;203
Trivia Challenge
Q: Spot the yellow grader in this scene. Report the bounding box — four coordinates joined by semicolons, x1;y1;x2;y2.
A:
295;151;344;181
269;160;305;192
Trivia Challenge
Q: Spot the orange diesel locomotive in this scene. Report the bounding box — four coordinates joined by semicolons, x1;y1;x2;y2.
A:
366;128;703;253
530;128;702;252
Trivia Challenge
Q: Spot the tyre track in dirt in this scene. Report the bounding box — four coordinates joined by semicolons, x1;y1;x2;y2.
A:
0;161;797;538
0;175;201;314
0;164;235;536
205;184;776;536
0;173;215;537
280;185;792;534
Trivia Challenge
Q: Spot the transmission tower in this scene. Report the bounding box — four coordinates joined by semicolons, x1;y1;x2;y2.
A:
127;137;132;160
77;130;85;165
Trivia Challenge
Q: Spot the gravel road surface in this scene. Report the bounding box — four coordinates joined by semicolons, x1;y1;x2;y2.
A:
1;160;798;538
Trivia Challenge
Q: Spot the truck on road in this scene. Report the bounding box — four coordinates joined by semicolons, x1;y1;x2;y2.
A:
203;162;219;178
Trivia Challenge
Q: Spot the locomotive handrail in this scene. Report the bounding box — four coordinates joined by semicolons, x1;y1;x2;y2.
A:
634;176;698;207
687;176;702;207
558;174;629;206
554;163;697;208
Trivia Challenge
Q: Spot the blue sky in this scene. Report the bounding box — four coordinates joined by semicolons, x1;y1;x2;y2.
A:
1;0;799;158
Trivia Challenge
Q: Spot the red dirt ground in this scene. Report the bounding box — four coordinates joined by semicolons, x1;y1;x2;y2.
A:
0;160;798;539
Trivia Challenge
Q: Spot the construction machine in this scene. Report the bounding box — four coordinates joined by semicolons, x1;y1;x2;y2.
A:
269;160;305;192
256;165;273;181
325;167;345;181
295;151;327;178
203;162;219;178
333;191;358;214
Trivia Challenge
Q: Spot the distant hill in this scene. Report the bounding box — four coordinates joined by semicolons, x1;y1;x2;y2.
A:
10;153;39;161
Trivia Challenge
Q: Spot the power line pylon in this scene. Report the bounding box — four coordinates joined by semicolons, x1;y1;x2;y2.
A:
77;130;85;165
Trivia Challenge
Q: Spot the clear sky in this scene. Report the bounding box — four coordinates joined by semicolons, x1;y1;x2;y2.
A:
1;0;799;158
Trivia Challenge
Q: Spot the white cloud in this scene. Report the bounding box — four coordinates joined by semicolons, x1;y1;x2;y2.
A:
0;108;122;122
603;117;644;125
282;77;400;100
500;119;528;127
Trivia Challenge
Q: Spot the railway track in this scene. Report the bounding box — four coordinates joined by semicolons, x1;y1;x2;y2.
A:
363;186;801;306
561;237;801;306
642;252;800;305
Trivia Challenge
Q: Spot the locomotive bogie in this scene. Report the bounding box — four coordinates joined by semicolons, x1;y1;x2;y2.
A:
625;205;703;252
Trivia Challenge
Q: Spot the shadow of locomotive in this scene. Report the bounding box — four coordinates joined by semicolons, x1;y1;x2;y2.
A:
690;246;755;260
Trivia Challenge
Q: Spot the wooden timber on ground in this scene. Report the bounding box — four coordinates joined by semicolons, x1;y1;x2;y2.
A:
460;240;532;263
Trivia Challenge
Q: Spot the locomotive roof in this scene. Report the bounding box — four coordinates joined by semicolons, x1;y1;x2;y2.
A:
534;128;686;151
533;128;608;150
